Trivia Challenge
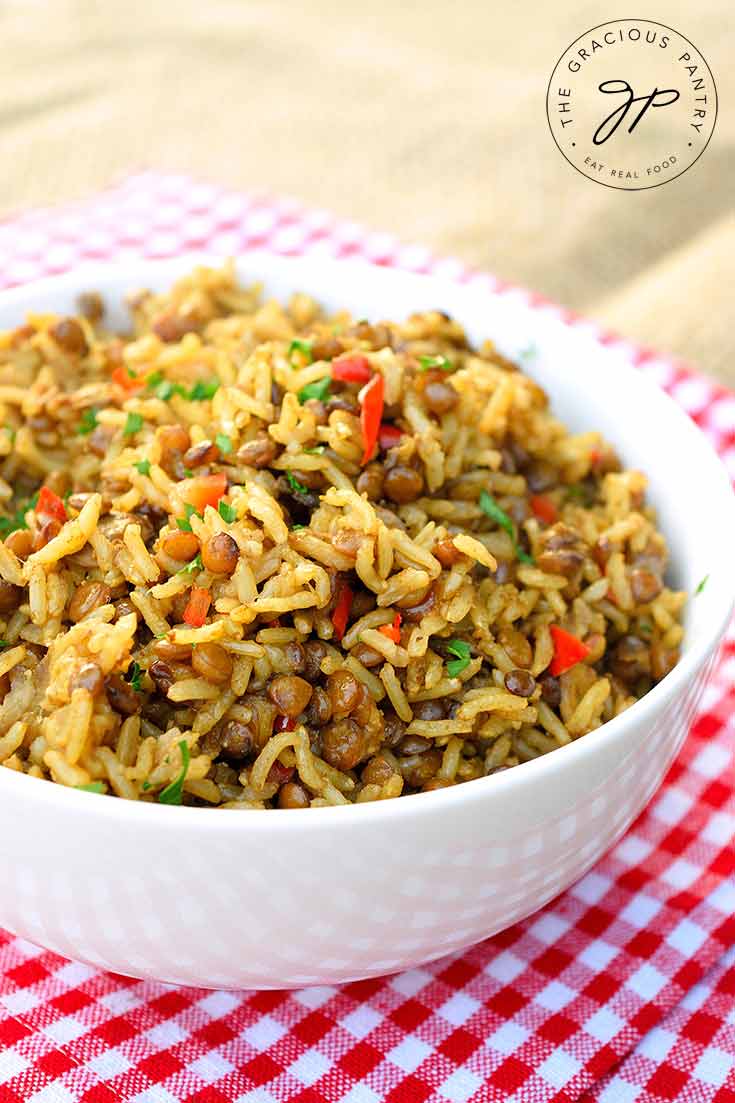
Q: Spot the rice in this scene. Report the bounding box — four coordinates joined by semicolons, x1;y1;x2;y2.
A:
0;261;685;807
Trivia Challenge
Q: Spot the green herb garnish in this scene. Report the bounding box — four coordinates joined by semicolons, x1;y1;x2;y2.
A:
154;380;183;401
218;500;237;523
304;444;326;454
123;412;144;436
146;370;164;389
188;379;220;401
176;503;201;532
695;574;709;595
135;459;151;476
215;432;233;455
479;489;534;565
4;425;16;443
291;524;306;532
77;408;98;435
77;781;105;794
184;468;194;478
288;339;313;367
0;641;8;649
158;740;190;805
285;472;308;495
445;638;472;677
179;552;203;575
127;661;142;693
141;780;152;791
0;491;40;537
418;354;453;373
297;377;331;404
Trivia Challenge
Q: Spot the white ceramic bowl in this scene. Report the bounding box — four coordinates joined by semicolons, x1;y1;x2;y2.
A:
0;255;732;990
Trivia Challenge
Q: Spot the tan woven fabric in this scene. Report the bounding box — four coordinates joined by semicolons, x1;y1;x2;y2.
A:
1;1;732;382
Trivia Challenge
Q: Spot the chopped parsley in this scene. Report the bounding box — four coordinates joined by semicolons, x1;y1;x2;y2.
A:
0;641;8;649
184;467;194;478
135;458;151;476
127;661;142;692
291;523;306;531
188;378;220;401
123;412;144;436
176;503;201;532
297;376;331;404
179;552;203;575
638;620;653;636
695;574;709;595
445;638;472;677
146;370;164;389
153;379;187;401
215;432;233;455
479;489;534;565
158;740;190;805
141;780;152;791
285;472;308;495
418;354;453;372
304;444;326;454
77;408;98;435
217;500;237;523
288;338;313;367
77;781;105;794
0;491;39;537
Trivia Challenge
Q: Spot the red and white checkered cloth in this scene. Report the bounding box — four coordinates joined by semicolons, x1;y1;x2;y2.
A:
0;173;733;1103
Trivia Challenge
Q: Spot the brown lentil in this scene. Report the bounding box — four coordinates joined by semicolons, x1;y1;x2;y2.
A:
278;780;311;809
192;643;233;685
0;581;22;613
236;434;277;469
630;567;663;605
148;660;175;696
384;465;424;504
68;581;112;623
105;674;140;716
160;529;199;562
201;532;239;575
423;379;458;416
326;669;362;720
50;318;88;356
268;674;313;717
504;668;536;697
322;718;365;770
356;464;385;500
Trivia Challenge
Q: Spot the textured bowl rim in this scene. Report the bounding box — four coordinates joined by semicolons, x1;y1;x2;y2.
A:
0;253;733;832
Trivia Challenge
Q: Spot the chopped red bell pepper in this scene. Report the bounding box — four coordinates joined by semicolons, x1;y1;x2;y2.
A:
529;494;558;525
589;448;601;467
359;373;384;466
183;586;211;628
331;354;372;384
179;472;227;514
331;580;353;642
111;365;143;391
548;625;590;676
37;486;67;524
273;716;297;735
267;758;295;784
378;612;402;644
378;423;403;451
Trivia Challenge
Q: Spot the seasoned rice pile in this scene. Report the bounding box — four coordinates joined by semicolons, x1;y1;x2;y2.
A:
0;263;685;807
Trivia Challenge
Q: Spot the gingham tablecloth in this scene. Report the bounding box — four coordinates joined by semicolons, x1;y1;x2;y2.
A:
0;174;734;1103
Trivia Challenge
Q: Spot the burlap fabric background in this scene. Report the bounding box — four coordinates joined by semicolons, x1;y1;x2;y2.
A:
1;0;732;381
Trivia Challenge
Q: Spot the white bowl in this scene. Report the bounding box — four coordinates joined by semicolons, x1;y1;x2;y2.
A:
0;255;732;990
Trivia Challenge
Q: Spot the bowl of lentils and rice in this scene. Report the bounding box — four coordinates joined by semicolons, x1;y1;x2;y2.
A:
0;255;730;989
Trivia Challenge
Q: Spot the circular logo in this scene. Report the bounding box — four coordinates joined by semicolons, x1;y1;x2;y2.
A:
546;19;717;190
